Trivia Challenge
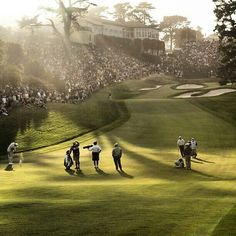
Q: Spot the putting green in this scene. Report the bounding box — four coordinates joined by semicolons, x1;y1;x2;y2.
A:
0;78;236;235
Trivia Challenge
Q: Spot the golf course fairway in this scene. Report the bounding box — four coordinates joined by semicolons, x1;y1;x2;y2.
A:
0;78;236;236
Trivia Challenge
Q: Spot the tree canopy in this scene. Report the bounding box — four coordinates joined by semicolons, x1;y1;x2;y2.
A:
18;0;96;58
129;2;156;25
113;2;132;22
112;1;155;25
160;15;189;51
213;0;236;84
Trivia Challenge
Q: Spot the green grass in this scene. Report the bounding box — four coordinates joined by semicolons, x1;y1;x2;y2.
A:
0;98;128;154
0;77;236;235
190;93;236;124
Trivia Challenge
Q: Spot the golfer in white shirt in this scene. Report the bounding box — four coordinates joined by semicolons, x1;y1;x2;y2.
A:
89;141;102;169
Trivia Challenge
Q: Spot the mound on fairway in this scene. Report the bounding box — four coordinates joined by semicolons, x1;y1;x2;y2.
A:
0;97;129;155
0;78;236;236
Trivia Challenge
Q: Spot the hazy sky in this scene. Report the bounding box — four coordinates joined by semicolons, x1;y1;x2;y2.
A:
0;0;216;36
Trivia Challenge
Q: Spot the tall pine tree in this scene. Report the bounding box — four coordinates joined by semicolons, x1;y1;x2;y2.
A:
213;0;236;84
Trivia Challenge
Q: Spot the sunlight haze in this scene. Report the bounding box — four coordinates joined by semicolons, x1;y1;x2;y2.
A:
0;0;216;35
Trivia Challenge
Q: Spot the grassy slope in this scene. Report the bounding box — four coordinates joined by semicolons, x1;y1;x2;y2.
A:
189;92;236;125
0;95;128;155
0;78;236;236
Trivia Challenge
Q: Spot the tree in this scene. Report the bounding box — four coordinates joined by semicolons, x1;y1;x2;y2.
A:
113;2;132;22
175;28;197;48
128;2;156;25
160;15;189;51
18;0;96;58
1;64;22;86
24;60;47;79
0;40;5;65
213;0;236;84
23;75;47;89
6;43;24;65
87;6;108;18
0;40;5;82
196;26;204;41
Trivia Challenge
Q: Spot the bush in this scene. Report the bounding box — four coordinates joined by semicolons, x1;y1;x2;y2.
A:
23;75;46;89
1;64;22;86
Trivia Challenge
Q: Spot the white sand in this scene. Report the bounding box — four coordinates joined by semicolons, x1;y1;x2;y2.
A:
199;89;236;97
176;89;236;98
175;92;200;98
176;84;204;90
140;85;161;91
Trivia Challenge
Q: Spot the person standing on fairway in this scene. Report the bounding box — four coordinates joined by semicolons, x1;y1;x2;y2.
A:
7;142;18;164
89;141;102;169
177;136;185;157
112;143;123;171
184;141;192;170
190;138;198;158
70;141;80;170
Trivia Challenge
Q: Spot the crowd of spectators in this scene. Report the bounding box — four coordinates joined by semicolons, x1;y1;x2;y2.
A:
161;40;219;77
1;41;161;116
0;85;48;116
25;40;161;102
1;38;219;116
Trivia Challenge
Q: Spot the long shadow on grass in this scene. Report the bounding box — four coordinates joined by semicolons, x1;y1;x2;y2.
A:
1;185;236;236
0;152;58;171
96;168;109;176
211;204;236;236
193;157;215;164
0;189;180;235
103;135;220;182
117;170;134;179
0;107;48;156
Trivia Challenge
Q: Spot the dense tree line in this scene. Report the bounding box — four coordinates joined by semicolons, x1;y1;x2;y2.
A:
213;0;236;84
0;39;56;89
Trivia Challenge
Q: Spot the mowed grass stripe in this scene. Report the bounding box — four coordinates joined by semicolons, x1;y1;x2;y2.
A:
0;79;235;235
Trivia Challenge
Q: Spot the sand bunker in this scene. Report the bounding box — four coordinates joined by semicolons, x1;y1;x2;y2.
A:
175;92;200;98
176;88;236;98
140;85;161;91
199;89;236;97
176;84;204;90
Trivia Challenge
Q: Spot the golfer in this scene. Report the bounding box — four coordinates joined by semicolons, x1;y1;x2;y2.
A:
177;136;185;157
112;143;123;171
70;141;80;170
190;138;198;158
184;141;192;170
89;141;102;169
7;142;18;164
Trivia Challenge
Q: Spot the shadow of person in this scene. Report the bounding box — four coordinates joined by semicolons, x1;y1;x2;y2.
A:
75;169;85;177
65;169;75;175
96;168;109;176
193;157;215;164
191;159;204;164
5;164;14;171
117;170;134;179
191;169;220;180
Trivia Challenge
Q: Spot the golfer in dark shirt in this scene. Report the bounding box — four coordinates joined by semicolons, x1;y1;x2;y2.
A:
70;141;80;170
112;143;123;171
